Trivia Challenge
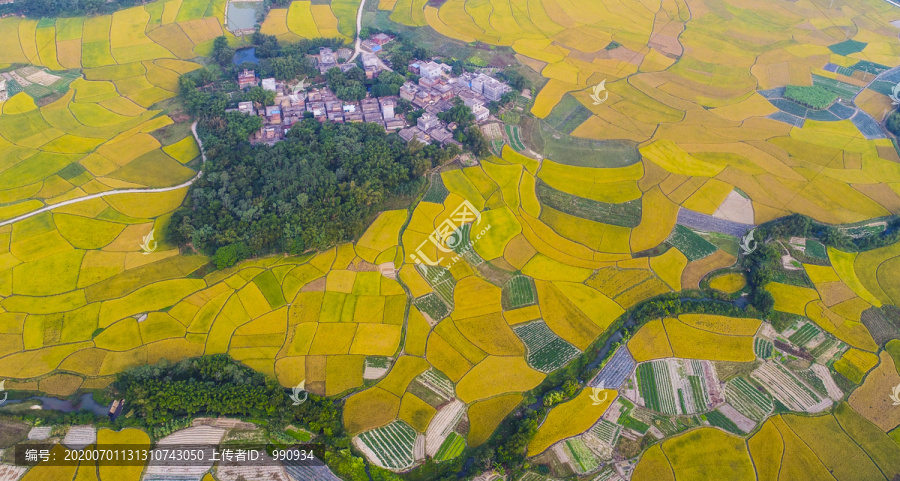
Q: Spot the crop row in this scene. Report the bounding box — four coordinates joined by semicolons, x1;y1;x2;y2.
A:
433;432;465;462
565;437;600;473
751;361;821;411
505;275;536;308
724;377;773;421
589;419;621;446
754;338;773;359
589;346;636;389
419;369;454;399
788;323;819;346
527;337;580;372
415;293;450;321
505;124;525;151
358;421;417;470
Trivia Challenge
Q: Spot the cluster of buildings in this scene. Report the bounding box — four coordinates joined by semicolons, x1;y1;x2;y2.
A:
232;40;513;146
395;65;512;145
233;78;406;142
313;46;384;79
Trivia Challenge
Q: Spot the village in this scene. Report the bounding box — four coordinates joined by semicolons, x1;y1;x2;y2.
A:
230;33;513;146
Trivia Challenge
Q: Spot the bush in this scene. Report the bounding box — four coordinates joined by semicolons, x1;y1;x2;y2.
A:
887;110;900;136
213;242;252;269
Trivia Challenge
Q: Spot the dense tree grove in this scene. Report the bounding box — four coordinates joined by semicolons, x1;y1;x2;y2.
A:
2;0;143;17
169;116;452;257
116;355;284;424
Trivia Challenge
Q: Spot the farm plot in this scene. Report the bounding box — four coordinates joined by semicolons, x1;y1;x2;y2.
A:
787;322;819;346
356;421;418;470
724;376;773;421
564;437;601;473
425;399;465;458
422;174;449;204
754;338;773;359
434;432;465;462
666;225;718;261
635;358;718;416
503;275;536;308
704;408;746;435
589;346;636;389
751;361;830;413
505;124;526;151
636;361;677;415
588;419;621;447
512;320;581;372
536;182;642;228
414;293;449;321
859;306;900;345
415;264;455;303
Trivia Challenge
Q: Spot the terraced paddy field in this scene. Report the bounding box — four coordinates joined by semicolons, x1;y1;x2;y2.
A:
4;0;900;477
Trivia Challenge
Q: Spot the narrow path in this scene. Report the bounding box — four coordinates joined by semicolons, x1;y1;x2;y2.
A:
348;0;367;62
0;121;206;228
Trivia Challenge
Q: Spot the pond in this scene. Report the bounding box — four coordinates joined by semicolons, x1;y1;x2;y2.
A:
226;2;262;32
233;47;259;66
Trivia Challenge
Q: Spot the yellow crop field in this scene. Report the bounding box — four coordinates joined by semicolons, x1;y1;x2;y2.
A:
664;317;755;362
709;272;746;293
344;386;401;434
834;348;879;384
650;248;688;291
399;392;436;432
4;0;900;474
632;444;675;481
527;387;616;455
660;428;755;481
628;319;673;362
534;280;601;350
455;355;544;403
766;282;820;315
677;314;760;336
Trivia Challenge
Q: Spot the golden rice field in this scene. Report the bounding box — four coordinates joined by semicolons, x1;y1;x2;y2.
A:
633;406;900;481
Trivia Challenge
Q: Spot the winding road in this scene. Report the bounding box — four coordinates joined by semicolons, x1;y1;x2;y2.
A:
0;122;206;228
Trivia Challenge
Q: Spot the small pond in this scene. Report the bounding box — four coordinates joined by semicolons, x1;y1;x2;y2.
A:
233;47;259;66
226;2;262;32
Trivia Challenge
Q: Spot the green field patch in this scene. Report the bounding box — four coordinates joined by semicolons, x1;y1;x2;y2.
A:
502;275;536;309
784;85;837;109
422;173;449;204
828;39;866;55
536;181;641;228
434;432;465;462
564;437;600;473
252;270;287;309
666;225;718;261
543;93;593;135
703;409;742;435
811;74;861;99
414;292;449;321
512;320;580;372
